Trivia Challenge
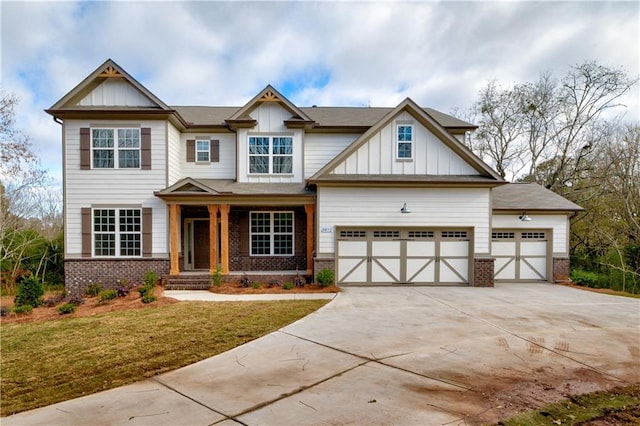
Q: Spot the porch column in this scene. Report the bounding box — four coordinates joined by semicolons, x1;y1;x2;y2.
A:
208;205;219;274
169;204;180;275
219;204;230;274
304;204;315;274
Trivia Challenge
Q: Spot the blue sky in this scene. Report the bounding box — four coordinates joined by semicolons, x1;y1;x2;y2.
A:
1;1;638;188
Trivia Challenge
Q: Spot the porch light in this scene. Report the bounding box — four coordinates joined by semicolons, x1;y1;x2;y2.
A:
519;212;532;222
400;203;412;214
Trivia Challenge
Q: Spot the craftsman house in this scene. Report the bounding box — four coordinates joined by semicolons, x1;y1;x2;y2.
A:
46;59;582;294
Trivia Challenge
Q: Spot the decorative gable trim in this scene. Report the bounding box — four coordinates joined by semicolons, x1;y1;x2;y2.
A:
308;98;503;183
154;177;222;197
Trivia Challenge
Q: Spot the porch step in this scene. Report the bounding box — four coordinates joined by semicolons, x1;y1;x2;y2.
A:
164;274;211;290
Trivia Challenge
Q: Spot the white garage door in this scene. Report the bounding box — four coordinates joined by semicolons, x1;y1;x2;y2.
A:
492;230;549;282
337;229;471;285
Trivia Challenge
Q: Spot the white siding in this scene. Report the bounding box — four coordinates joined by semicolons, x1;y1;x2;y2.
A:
180;133;236;180
78;79;157;107
330;112;477;176
492;214;569;255
236;103;303;183
304;134;357;178
64;119;168;257
317;187;491;255
167;123;182;185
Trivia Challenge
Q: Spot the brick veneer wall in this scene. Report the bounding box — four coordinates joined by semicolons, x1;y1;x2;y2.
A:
228;208;307;271
473;258;495;287
313;258;335;283
553;257;571;283
64;258;170;296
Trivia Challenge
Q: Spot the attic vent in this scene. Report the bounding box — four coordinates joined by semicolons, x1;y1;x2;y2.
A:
100;66;122;78
261;90;278;102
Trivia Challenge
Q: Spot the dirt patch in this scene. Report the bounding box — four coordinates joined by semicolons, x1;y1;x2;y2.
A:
208;282;340;295
0;286;178;324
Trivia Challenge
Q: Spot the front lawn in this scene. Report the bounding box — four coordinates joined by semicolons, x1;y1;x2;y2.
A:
0;300;328;416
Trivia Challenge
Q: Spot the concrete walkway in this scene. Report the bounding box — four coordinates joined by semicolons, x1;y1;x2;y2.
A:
165;290;336;301
3;284;639;425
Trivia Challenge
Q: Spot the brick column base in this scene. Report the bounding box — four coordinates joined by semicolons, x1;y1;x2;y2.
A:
553;257;571;283
473;258;495;287
313;257;336;284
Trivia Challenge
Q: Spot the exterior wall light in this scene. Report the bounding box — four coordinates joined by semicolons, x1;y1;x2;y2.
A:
519;212;532;221
401;203;411;214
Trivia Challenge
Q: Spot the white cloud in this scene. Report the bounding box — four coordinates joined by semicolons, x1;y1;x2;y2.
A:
1;0;638;187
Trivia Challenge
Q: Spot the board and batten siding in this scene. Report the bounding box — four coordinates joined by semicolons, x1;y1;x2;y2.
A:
492;214;569;255
78;79;156;107
330;112;478;176
64;120;168;257
317;187;491;255
236;103;304;183
179;133;236;180
304;134;357;178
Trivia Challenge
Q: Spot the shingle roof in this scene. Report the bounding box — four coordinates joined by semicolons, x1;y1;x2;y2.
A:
492;183;584;211
172;105;475;129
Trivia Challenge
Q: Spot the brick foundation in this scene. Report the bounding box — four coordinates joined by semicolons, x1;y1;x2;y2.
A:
553;257;571;283
64;258;170;296
473;257;495;287
313;258;335;283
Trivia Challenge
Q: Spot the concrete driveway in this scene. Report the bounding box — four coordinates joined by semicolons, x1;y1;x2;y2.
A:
4;284;639;425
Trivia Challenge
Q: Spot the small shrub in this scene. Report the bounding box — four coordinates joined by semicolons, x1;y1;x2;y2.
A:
85;282;102;297
57;303;76;315
0;306;9;317
97;289;117;303
294;273;307;288
138;284;153;297
13;305;33;315
44;292;67;307
210;267;224;287
316;268;334;288
240;274;252;288
268;278;282;288
67;295;85;306
570;269;599;288
143;271;158;288
250;282;262;289
141;294;157;304
14;276;45;307
115;282;131;297
283;282;295;290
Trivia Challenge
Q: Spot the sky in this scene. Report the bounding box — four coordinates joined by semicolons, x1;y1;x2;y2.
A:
1;0;639;188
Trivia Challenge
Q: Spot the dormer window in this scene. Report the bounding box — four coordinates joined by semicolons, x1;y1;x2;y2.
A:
396;124;413;160
249;136;293;174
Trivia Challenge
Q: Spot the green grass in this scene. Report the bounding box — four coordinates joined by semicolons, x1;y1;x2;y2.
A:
499;384;640;425
0;300;327;416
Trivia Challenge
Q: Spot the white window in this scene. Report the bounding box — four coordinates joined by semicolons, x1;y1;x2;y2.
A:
250;211;294;256
396;125;413;160
196;139;210;162
93;208;141;257
248;136;293;174
92;128;140;168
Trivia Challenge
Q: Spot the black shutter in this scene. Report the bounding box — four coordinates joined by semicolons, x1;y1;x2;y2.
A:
80;128;91;170
81;208;92;257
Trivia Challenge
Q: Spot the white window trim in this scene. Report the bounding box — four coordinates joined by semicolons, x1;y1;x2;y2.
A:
91;128;141;169
247;135;294;175
195;138;211;163
396;124;414;161
92;208;142;258
249;211;295;256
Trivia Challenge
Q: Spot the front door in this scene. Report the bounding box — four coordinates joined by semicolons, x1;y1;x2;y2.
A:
185;219;210;270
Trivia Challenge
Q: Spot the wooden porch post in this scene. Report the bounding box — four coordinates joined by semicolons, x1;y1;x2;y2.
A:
169;204;180;275
219;204;230;274
304;204;315;274
208;205;219;274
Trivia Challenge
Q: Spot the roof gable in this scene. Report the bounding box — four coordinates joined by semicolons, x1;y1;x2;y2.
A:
154;178;222;196
309;98;503;182
47;59;170;111
227;85;313;125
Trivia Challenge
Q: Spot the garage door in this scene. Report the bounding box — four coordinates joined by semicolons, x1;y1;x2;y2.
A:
336;229;471;285
492;230;549;282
